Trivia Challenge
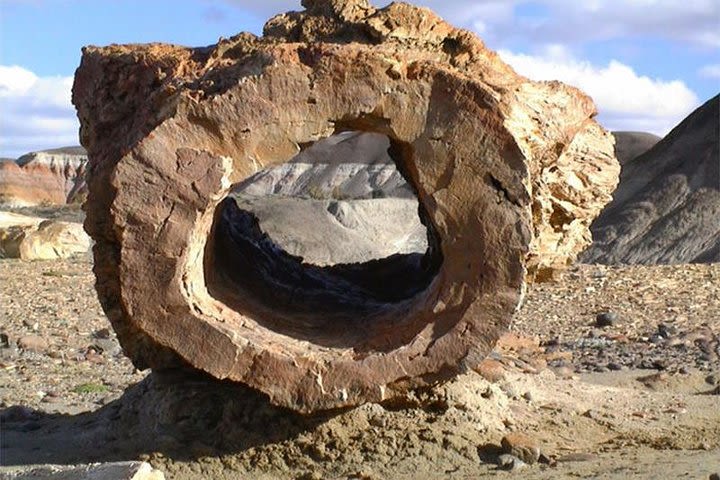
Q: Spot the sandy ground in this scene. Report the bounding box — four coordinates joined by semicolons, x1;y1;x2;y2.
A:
1;257;719;479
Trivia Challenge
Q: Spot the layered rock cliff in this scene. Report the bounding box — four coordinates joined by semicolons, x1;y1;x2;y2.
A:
0;147;87;207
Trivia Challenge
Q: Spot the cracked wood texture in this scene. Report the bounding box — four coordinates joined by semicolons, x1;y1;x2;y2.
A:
72;0;618;412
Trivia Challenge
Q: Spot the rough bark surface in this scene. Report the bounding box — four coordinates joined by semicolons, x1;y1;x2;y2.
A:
72;0;618;412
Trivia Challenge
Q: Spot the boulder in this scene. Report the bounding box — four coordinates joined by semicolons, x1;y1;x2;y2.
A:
72;0;617;412
0;147;87;207
0;211;90;260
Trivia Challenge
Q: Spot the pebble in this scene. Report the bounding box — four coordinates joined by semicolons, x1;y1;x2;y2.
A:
595;312;618;327
17;335;49;353
0;333;9;348
93;327;112;339
475;359;506;383
500;432;541;464
607;362;623;371
710;474;719;480
497;454;527;471
657;323;676;338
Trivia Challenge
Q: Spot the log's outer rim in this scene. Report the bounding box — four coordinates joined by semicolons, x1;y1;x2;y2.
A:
72;0;617;413
88;44;532;412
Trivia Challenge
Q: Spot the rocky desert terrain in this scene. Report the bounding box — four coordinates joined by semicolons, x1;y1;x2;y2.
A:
1;2;719;479
1;256;719;479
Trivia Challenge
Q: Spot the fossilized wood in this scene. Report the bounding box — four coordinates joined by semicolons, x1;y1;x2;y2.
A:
72;0;618;412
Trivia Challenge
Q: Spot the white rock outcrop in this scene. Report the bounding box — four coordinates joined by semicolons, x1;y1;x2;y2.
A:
0;211;90;260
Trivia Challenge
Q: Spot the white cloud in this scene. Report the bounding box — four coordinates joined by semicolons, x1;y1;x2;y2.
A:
698;64;720;79
498;49;700;135
225;0;720;48
0;65;78;158
420;0;720;48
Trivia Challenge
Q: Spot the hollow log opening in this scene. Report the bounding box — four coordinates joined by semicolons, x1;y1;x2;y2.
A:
205;132;443;342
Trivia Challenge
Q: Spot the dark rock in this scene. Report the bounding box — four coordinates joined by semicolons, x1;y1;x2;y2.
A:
93;328;112;339
657;323;677;338
595;312;618;327
608;362;623;371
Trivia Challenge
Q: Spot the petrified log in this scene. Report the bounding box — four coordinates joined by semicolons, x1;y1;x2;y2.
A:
72;0;618;412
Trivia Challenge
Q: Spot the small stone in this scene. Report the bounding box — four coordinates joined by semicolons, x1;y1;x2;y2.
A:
657;323;676;338
93;327;112;339
652;359;668;370
595;311;618;327
0;333;9;348
649;334;664;345
17;335;49;353
497;453;526;471
85;351;105;364
522;391;534;402
500;432;541;464
500;383;520;399
709;473;719;480
475;359;506;383
705;374;719;385
22;319;39;331
608;362;623;371
582;410;599;420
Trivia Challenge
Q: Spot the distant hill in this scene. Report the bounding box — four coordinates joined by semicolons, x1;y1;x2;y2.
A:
235;131;413;200
581;95;720;264
612;131;661;165
0;146;88;207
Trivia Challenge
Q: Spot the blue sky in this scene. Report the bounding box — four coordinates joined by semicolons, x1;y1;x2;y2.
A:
0;0;718;157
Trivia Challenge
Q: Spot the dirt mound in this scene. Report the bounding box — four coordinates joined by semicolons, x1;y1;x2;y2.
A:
582;95;720;264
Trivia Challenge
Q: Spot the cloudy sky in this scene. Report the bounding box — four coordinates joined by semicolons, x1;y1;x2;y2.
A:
0;0;718;158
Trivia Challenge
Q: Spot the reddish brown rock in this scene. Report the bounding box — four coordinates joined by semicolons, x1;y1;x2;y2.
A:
17;335;49;353
475;359;507;383
501;432;541;464
0;147;87;207
71;0;618;412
